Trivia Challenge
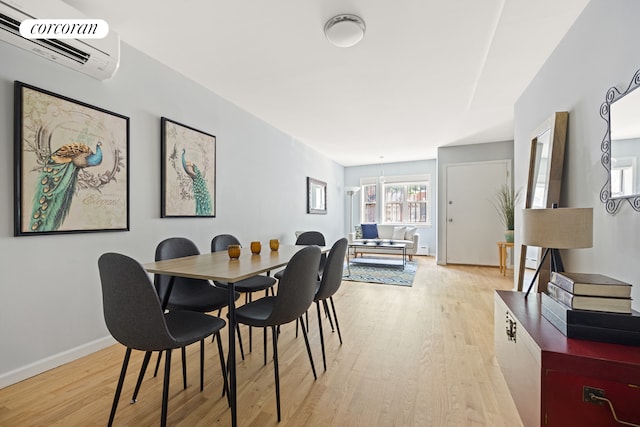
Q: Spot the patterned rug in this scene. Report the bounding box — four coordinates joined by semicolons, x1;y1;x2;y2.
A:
342;259;417;287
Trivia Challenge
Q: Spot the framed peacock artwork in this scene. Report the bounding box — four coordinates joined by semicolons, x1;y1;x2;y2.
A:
161;117;216;218
14;82;129;236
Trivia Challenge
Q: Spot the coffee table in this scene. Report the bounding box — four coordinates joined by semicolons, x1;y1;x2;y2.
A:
347;241;406;275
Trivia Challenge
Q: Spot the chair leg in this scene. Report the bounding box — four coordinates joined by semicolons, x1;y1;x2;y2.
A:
131;350;152;403
214;332;230;405
108;347;131;427
236;323;245;360
299;316;317;380
181;347;187;390
153;351;162;377
161;349;172;427
323;299;335;332
263;327;268;366
330;297;342;345
247;293;253;353
200;339;205;392
271;325;281;422
316;301;327;371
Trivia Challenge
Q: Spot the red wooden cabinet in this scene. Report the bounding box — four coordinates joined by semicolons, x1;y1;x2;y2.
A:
494;290;640;427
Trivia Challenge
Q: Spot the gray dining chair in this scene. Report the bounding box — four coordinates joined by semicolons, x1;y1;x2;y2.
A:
98;252;228;427
275;231;328;335
275;230;326;281
133;237;239;400
235;245;321;422
313;238;348;370
211;233;277;357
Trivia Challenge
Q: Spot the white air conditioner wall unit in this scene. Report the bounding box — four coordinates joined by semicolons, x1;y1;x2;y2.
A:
0;0;120;80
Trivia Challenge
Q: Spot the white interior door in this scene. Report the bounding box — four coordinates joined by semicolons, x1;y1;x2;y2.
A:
446;161;510;266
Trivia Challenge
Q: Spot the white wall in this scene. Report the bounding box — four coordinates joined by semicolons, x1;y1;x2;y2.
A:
344;159;437;255
514;0;640;307
0;42;344;387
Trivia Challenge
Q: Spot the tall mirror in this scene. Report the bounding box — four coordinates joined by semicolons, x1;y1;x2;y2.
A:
517;112;568;291
600;67;640;213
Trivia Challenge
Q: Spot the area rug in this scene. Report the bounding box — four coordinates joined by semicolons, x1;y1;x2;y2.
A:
342;260;416;287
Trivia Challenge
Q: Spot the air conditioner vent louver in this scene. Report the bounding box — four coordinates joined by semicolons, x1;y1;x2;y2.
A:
0;12;90;64
0;0;119;80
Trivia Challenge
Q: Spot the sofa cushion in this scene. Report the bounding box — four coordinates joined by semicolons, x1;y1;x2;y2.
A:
392;226;406;240
361;223;378;239
354;225;362;239
405;227;417;240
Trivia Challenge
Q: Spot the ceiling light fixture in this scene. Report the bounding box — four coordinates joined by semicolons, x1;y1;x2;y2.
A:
324;14;366;48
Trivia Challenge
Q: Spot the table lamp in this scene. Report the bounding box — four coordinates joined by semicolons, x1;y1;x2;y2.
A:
522;206;593;298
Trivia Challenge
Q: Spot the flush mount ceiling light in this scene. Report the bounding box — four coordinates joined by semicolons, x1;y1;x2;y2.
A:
324;14;366;48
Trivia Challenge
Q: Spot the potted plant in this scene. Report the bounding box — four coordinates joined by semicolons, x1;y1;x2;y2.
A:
492;184;520;243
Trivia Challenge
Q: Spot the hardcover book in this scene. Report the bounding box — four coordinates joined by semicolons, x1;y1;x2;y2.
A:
541;292;640;330
550;272;632;298
547;282;632;314
541;302;640;346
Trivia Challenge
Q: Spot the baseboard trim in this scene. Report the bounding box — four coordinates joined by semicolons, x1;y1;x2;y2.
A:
0;336;116;389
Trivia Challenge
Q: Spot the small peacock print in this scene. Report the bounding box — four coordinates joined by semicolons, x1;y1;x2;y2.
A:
182;149;212;216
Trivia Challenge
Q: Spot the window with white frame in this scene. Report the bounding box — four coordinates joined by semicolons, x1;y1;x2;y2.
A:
360;174;431;225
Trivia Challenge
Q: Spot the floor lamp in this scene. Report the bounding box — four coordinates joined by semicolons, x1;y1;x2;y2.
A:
345;186;360;233
522;207;593;298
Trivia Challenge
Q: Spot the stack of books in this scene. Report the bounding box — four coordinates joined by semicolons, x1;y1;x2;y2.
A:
541;272;640;345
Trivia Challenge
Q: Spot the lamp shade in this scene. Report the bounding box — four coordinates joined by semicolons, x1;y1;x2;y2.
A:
345;186;360;195
521;207;593;249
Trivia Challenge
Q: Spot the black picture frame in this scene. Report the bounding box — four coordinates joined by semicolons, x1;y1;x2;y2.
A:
14;81;129;236
161;117;216;218
307;177;327;214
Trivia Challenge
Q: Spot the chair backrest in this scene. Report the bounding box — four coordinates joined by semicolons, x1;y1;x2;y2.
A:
296;231;327;272
98;252;176;351
267;245;321;325
315;238;348;301
155;237;209;299
295;231;326;246
211;234;241;252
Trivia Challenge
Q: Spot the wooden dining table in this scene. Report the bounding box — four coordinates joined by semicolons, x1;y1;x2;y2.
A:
143;244;327;427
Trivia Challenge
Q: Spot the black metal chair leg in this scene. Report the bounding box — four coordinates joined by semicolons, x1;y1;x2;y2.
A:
236;324;245;360
181;347;187;389
330;297;342;345
131;350;152;403
316;301;327;371
200;339;205;392
263;327;268;366
299;316;317;379
271;326;281;422
247;293;253;353
214;332;230;405
323;299;335;332
153;351;162;377
108;347;131;427
161;349;172;427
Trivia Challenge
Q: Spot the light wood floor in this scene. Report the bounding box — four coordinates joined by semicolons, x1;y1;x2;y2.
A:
0;257;523;426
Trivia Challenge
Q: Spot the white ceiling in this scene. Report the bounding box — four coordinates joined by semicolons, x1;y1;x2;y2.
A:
63;0;589;166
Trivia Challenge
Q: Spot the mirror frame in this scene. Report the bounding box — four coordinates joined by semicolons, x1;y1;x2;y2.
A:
600;67;640;214
307;177;327;214
516;112;569;291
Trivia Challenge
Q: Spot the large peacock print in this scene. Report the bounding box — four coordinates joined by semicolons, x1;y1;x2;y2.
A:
30;141;103;232
181;149;212;216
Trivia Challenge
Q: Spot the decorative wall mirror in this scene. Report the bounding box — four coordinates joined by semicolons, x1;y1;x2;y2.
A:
516;112;568;291
600;67;640;213
307;177;327;214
